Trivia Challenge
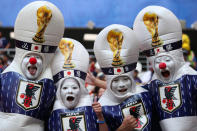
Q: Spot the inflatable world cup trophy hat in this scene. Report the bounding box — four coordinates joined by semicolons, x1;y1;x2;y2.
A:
94;24;140;105
133;5;197;82
4;1;65;80
51;38;92;110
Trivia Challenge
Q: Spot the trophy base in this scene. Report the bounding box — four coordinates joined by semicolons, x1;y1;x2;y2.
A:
112;60;123;66
63;63;75;69
32;35;45;43
152;39;163;47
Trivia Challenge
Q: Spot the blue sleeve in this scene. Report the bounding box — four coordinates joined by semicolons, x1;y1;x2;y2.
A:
141;83;150;90
2;39;8;47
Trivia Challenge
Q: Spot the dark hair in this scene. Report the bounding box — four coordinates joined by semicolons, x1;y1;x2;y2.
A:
3;52;10;60
93;86;100;95
0;57;4;65
134;70;138;73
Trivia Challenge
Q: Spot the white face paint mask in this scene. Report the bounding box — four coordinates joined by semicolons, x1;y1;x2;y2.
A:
154;55;175;82
111;75;132;96
60;78;80;109
21;53;43;80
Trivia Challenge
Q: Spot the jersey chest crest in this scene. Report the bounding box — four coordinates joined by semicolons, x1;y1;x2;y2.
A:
61;111;86;131
121;99;148;130
159;83;182;113
16;79;43;110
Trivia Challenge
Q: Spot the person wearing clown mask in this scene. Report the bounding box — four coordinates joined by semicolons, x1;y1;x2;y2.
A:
133;5;197;131
48;38;108;131
94;24;153;131
60;78;81;109
0;1;64;131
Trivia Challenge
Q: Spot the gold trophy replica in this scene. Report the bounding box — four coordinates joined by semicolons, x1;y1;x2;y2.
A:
107;29;124;66
33;5;52;43
143;12;163;47
59;39;75;69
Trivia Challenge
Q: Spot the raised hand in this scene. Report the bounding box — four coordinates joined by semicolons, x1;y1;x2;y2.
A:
117;115;137;131
92;96;103;120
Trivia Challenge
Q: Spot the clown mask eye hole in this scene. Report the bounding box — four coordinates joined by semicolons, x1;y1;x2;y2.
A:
113;78;119;83
35;56;40;59
62;86;68;90
165;59;170;62
164;57;171;62
72;86;78;90
155;58;161;64
123;76;129;81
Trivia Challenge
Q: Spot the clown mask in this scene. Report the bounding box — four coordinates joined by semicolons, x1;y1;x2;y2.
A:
154;55;175;82
111;75;132;96
60;78;81;109
21;53;43;80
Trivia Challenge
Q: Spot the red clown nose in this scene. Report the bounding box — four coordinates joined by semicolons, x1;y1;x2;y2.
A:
159;62;166;69
29;57;37;65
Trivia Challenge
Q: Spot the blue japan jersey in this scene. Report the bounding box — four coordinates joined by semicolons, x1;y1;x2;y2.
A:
0;72;57;121
102;92;152;131
143;75;197;121
48;106;98;131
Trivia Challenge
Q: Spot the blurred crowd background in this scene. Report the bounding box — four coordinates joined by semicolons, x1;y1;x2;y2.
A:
0;0;197;101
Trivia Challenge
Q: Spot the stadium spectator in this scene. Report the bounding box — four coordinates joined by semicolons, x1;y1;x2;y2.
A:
133;69;142;84
2;53;10;69
0;31;11;54
0;57;4;73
